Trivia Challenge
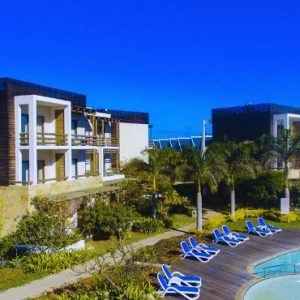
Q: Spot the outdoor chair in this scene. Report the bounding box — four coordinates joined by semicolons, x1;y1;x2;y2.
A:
213;228;242;247
157;273;200;300
162;264;202;287
180;241;213;263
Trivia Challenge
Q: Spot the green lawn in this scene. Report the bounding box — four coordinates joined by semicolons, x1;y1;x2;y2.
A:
0;268;46;291
227;218;300;232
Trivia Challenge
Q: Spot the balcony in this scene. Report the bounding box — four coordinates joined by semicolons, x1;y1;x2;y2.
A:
72;135;119;147
20;132;68;146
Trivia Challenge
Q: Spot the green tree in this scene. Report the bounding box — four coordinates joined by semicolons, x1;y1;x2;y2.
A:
161;148;183;184
260;129;300;200
212;141;259;217
182;147;220;230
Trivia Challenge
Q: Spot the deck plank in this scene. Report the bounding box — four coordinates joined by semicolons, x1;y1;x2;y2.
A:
165;228;300;300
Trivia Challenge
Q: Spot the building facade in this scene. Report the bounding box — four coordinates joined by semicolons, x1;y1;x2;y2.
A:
212;103;300;178
0;78;149;236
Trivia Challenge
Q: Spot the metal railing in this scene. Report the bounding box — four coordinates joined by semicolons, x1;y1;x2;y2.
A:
19;132;67;146
254;263;300;278
72;135;119;147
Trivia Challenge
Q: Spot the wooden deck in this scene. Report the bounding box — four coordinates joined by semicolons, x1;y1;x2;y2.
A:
166;229;300;300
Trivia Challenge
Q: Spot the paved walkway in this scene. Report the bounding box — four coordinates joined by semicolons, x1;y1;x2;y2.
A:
0;209;220;300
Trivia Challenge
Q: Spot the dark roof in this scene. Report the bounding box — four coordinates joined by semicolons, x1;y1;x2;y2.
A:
0;77;86;107
97;108;149;124
212;103;300;115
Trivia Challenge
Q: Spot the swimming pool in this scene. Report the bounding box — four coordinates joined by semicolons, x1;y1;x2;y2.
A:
253;250;300;278
243;274;300;300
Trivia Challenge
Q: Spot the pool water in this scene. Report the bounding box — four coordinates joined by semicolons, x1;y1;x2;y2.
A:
254;250;300;278
243;274;300;300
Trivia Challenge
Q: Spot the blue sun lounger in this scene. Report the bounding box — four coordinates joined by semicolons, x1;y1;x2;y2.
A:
246;220;272;237
162;264;202;287
188;236;220;256
257;217;282;233
180;241;213;263
157;273;200;300
213;228;242;247
222;225;249;242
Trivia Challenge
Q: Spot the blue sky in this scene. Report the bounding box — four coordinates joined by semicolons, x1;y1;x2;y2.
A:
1;1;300;138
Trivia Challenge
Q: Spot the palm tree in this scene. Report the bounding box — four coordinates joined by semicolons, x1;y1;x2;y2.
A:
161;148;183;184
212;141;259;218
260;129;300;200
182;147;220;230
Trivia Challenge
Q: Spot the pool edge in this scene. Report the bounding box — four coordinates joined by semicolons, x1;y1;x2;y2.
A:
235;246;300;300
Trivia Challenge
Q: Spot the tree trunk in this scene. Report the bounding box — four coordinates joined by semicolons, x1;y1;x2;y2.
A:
231;188;235;218
285;187;290;200
196;192;203;230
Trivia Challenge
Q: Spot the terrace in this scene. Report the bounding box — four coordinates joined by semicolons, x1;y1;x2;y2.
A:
167;228;300;300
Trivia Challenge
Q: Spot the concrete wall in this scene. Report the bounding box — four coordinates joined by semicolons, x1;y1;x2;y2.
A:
37;105;55;133
119;122;149;162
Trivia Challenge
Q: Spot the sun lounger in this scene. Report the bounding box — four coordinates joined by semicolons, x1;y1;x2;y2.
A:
222;225;249;242
213;228;242;247
157;273;200;300
188;236;220;255
246;220;272;237
162;264;202;287
257;217;282;233
180;241;213;263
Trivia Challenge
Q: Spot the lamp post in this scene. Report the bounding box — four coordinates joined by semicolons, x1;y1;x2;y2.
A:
202;119;212;153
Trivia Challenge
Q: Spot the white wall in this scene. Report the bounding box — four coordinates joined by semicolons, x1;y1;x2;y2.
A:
37;106;55;133
37;150;56;180
119;122;149;163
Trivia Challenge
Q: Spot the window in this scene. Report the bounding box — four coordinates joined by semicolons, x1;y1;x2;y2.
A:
38;160;45;182
22;161;29;183
21;114;29;133
72;159;78;178
72;120;78;136
37;116;44;133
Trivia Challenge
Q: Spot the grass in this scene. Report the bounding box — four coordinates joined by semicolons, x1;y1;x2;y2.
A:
0;268;46;291
227;218;300;232
0;213;194;292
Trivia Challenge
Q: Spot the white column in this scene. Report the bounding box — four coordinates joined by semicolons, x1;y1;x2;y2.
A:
65;149;73;180
29;97;37;184
14;103;22;182
64;104;72;146
64;103;72;180
99;148;104;178
285;114;290;130
273;117;278;137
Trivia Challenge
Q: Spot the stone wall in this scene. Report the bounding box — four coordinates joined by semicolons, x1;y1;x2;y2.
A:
0;186;30;237
0;177;103;237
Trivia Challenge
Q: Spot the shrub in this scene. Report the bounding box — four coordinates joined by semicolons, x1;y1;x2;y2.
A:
237;170;285;208
22;248;96;274
15;212;82;252
79;201;138;240
132;217;163;234
161;216;174;228
203;215;228;230
232;208;265;221
290;182;300;207
279;211;300;223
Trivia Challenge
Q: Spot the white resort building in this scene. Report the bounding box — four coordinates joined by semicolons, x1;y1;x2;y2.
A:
0;78;149;236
